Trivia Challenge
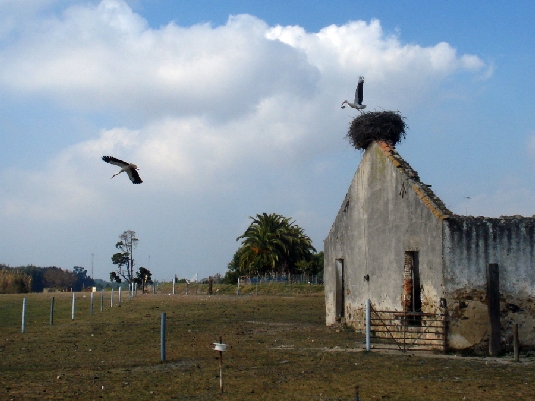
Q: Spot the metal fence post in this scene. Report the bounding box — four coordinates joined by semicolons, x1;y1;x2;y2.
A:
71;292;76;320
366;299;371;351
22;298;27;333
161;312;166;361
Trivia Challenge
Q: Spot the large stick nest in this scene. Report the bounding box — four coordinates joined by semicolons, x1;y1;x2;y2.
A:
346;111;407;149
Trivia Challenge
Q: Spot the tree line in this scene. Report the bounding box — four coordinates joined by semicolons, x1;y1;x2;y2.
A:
2;217;319;292
0;264;95;294
225;213;324;284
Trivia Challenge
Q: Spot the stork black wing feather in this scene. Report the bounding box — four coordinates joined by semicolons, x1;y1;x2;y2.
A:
102;156;129;167
128;168;143;184
357;80;364;105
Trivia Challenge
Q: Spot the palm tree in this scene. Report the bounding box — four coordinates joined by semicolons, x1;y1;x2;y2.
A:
236;213;316;275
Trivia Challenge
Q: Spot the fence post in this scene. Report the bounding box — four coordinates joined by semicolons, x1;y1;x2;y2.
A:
161;312;166;361
514;323;519;362
90;292;94;315
219;336;224;393
173;277;176;295
50;296;55;325
118;287;122;306
22;298;27;333
71;292;76;320
111;289;114;307
237;277;240;295
365;299;371;351
100;291;104;312
487;263;501;356
442;313;448;354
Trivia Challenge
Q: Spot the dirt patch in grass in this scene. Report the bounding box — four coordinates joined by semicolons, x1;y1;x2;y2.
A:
1;292;534;400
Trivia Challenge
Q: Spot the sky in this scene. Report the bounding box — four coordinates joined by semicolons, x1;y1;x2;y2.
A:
1;0;534;281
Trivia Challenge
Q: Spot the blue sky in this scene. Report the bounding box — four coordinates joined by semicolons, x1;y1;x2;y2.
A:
1;0;534;281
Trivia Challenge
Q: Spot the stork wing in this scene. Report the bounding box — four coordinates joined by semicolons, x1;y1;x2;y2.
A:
126;168;143;184
102;156;129;167
357;77;364;105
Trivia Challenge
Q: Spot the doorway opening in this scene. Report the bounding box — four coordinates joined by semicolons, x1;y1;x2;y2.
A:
335;258;345;321
403;251;421;326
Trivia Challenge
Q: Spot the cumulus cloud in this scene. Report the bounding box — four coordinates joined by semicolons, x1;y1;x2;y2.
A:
0;3;319;123
0;0;493;274
0;1;488;119
0;0;489;188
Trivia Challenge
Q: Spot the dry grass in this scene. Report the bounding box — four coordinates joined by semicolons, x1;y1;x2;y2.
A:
1;290;534;400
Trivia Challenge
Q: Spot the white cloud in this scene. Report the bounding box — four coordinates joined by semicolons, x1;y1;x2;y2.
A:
0;1;488;121
0;5;319;123
0;0;489;209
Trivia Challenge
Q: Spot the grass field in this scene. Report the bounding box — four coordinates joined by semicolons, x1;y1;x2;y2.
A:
1;286;534;400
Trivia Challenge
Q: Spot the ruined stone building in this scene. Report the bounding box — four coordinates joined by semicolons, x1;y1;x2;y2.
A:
324;140;535;352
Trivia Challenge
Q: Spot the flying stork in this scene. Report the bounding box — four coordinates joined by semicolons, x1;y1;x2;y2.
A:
102;156;143;184
341;76;366;111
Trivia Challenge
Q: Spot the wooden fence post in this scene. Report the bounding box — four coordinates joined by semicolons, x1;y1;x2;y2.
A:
50;297;54;325
487;263;501;356
514;323;519;362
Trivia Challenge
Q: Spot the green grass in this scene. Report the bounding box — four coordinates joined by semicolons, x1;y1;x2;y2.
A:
1;291;534;400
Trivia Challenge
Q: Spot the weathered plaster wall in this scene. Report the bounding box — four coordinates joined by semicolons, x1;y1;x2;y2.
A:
443;217;535;350
324;142;446;327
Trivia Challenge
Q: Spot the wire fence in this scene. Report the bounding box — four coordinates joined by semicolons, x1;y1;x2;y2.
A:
153;275;324;296
244;274;324;285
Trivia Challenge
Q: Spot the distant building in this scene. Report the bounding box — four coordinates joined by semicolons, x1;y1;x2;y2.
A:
324;140;535;353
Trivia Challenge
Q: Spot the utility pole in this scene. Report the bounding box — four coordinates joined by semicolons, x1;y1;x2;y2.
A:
465;196;471;215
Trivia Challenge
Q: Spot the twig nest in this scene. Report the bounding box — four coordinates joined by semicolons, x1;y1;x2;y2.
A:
346;111;407;149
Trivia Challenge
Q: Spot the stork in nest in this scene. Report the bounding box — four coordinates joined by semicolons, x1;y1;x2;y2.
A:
341;76;366;112
102;156;143;184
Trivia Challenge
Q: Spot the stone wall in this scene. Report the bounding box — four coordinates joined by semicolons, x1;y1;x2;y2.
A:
443;216;535;351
